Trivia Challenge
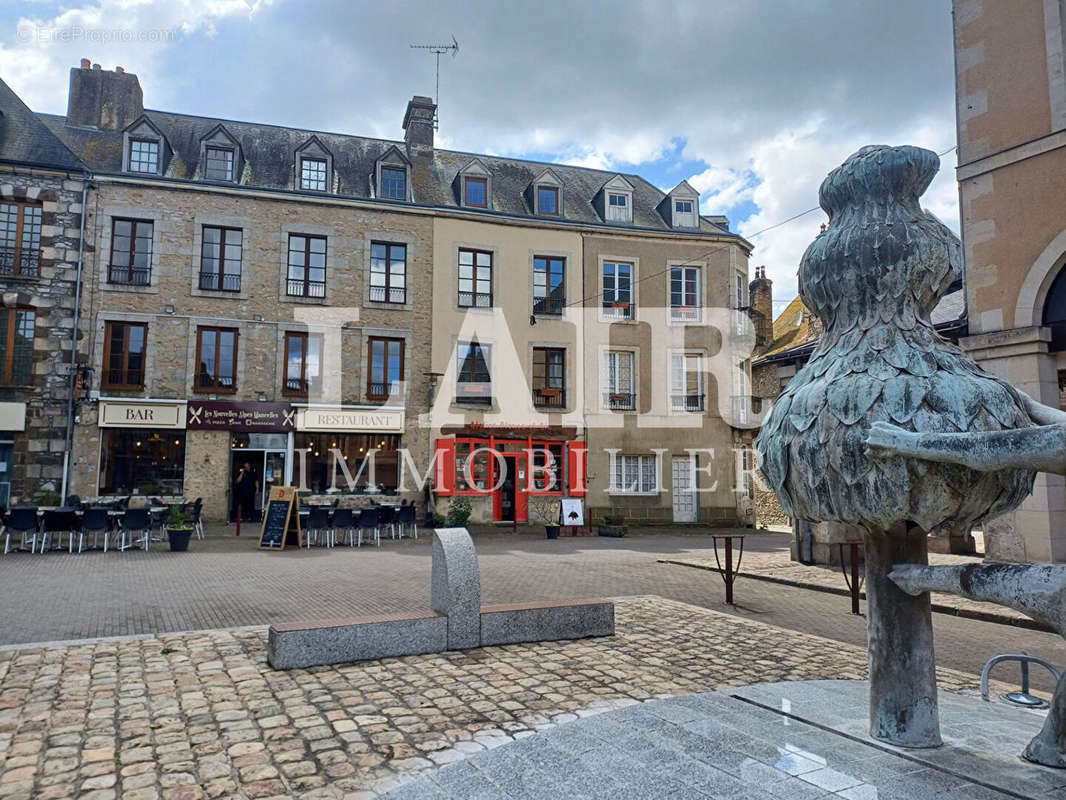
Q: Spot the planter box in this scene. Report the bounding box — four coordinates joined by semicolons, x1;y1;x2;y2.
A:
597;525;625;538
545;525;560;539
168;529;193;551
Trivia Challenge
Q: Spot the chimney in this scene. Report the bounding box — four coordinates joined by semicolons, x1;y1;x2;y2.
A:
402;95;436;153
67;60;143;130
749;265;774;353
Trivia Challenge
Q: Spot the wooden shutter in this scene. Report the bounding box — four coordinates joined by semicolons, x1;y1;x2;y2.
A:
435;438;455;495
567;442;587;496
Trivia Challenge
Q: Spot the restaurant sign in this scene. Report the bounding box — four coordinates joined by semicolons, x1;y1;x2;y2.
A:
186;401;296;432
296;406;404;434
99;400;186;429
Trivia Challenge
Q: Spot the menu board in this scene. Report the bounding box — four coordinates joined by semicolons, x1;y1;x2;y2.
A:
259;486;301;550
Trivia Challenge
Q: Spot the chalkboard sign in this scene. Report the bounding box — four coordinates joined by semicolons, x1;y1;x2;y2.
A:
259;486;301;550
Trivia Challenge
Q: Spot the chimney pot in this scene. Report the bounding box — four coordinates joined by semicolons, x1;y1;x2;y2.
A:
67;63;144;129
402;94;437;154
80;58;91;70
92;63;101;70
116;66;124;73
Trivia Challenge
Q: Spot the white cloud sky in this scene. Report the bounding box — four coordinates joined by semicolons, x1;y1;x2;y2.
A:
0;0;959;318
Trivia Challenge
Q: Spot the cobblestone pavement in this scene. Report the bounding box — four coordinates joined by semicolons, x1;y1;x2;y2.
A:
0;596;1008;799
661;550;1035;627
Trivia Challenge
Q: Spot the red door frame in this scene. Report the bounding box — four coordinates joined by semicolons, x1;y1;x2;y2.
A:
492;453;528;523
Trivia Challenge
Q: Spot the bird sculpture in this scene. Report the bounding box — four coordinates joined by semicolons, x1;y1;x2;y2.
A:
755;145;1037;748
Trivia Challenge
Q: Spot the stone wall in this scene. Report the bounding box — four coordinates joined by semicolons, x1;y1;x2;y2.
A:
753;486;789;527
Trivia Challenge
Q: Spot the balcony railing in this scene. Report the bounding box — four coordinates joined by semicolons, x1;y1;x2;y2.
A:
603;391;636;411
533;387;565;408
671;393;705;412
456;382;492;405
367;381;402;400
199;271;242;292
671;305;701;322
731;394;760;425
458;291;492;308
0;248;38;277
532;297;564;315
602;302;633;320
370;286;406;304
108;266;150;286
287;279;326;298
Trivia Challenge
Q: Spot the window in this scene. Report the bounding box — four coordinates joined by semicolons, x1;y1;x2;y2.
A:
736;274;746;309
293;433;400;493
0;308;34;385
674;198;697;227
129;139;159;173
199;226;242;292
533;256;565;315
0;202;41;276
464;176;487;208
458;248;492;307
675;200;693;213
380;166;406;200
602;262;633;319
99;429;185;497
195;327;238;393
537;186;559;215
103;321;146;390
370;242;406;304
204;147;234;181
283;332;322;396
368;337;404;399
300;158;328;191
532;347;565;408
287;234;327;298
611;454;659;494
603;350;635;410
456;341;491;404
609;193;627;207
671;266;701;321
108;219;153;285
671;353;704;411
606;191;632;223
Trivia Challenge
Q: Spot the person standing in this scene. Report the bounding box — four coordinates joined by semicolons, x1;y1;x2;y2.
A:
233;461;260;523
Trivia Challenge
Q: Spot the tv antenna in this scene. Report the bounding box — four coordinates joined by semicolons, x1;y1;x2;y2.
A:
410;35;459;129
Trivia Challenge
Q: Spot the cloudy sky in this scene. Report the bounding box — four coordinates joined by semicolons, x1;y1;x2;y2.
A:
0;0;958;316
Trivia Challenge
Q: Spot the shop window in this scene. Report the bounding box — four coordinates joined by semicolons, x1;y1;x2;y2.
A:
454;440;493;492
287;234;327;298
283;332;322;396
370;242;406;303
99;429;185;496
533;256;565;315
0;308;34;385
108;218;153;286
293;433;399;493
103;321;146;390
458;248;492;308
602;261;633;319
529;443;563;492
368;337;404;399
532;347;565;408
456;341;491;404
195;326;238;393
0;201;41;276
199;226;242;292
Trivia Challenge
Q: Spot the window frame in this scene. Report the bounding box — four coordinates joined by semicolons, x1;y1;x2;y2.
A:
463;176;488;208
369;241;407;304
458;248;493;308
299;157;329;192
670;265;702;322
536;185;559;216
286;233;327;299
108;218;154;286
379;165;407;200
194;326;239;394
102;321;147;391
367;336;405;399
670;352;705;412
609;453;661;495
199;226;243;292
601;261;634;320
204;146;235;182
283;331;323;397
0;201;42;277
0;307;35;386
602;349;636;411
532;255;565;315
128;138;160;174
532;346;566;408
456;341;492;404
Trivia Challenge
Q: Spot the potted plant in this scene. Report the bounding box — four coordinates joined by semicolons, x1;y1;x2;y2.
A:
528;495;561;539
165;504;194;552
598;513;626;538
445;496;472;527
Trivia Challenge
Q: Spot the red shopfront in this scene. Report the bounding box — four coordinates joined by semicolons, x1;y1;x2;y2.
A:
434;427;586;523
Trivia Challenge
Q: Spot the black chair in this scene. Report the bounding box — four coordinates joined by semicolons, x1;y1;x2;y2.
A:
395;504;418;539
305;507;331;548
120;508;151;551
378;505;397;539
80;508;113;552
3;506;37;554
356;507;380;547
64;494;82;509
41;510;80;553
192;498;204;539
330;507;356;547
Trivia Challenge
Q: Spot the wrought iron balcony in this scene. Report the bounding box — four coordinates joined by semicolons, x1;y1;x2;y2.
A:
671;393;705;412
533;387;565;408
458;291;492;308
108;266;150;286
199;271;242;292
603;392;636;411
369;286;406;303
287;278;326;298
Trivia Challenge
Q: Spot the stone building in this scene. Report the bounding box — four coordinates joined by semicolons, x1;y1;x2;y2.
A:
953;0;1066;561
0;77;89;506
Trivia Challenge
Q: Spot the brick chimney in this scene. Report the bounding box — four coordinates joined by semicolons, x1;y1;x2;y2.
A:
402;95;436;153
67;60;143;130
749;265;774;353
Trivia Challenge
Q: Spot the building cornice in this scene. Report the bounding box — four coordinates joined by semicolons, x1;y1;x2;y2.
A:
957;129;1066;181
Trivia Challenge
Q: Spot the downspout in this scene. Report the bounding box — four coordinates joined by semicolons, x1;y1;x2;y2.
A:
61;172;92;502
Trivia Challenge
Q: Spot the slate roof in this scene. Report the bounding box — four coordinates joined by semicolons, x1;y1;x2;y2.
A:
36;108;746;241
0;78;84;172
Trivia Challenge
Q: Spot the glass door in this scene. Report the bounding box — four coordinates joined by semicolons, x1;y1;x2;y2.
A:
262;451;286;512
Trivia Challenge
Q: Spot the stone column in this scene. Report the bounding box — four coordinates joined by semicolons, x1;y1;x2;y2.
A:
862;524;942;748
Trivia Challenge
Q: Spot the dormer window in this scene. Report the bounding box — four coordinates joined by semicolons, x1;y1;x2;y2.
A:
464;176;487;207
205;147;234;181
662;180;700;228
532;169;563;216
129;139;159;173
674;199;697;227
301;158;327;191
537;186;558;215
601;175;635;224
380;167;406;200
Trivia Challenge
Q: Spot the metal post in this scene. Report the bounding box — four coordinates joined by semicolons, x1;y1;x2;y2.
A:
725;538;734;605
236;504;241;537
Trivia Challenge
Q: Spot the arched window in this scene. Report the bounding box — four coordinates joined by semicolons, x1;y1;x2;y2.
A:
1042;266;1066;351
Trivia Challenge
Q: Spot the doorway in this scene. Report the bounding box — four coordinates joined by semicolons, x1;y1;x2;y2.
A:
229;433;288;522
492;454;528;523
672;455;697;523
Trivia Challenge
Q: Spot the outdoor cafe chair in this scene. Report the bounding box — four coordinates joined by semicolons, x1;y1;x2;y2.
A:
356;507;381;548
119;508;151;552
395;504;418;539
378;504;397;539
330;507;357;548
3;506;37;554
192;498;204;540
42;510;81;554
80;507;113;552
305;506;331;548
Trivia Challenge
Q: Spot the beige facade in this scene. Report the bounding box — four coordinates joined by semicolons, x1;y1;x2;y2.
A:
954;0;1066;561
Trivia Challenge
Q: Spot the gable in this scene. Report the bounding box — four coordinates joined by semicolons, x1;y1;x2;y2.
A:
295;135;331;158
201;123;238;147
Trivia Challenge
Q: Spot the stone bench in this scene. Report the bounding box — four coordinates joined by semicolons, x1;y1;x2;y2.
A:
480;599;614;646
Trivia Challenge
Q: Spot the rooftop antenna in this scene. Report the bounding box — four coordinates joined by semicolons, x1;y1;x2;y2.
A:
410;35;459;129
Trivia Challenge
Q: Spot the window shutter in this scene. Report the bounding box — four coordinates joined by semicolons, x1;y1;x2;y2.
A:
435;438;455;495
671;354;684;392
567;442;587;496
619;353;633;391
